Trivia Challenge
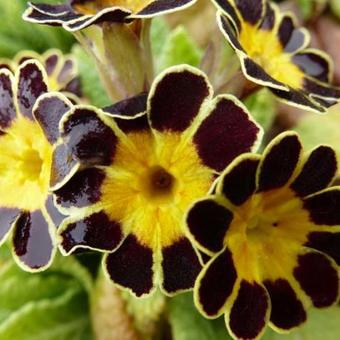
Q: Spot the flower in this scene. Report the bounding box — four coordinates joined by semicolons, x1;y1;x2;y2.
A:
186;131;340;339
213;0;340;113
0;60;73;271
0;49;82;101
50;65;262;297
23;0;197;31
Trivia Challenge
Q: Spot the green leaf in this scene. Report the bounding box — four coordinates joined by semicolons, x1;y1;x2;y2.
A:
168;293;232;340
151;17;170;62
157;26;203;72
72;45;111;107
330;0;340;20
244;89;276;133
0;288;91;340
262;307;340;340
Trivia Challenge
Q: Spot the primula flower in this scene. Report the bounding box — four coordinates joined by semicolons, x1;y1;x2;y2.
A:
186;131;340;339
0;60;73;271
23;0;197;31
213;0;340;113
0;49;82;101
49;65;262;297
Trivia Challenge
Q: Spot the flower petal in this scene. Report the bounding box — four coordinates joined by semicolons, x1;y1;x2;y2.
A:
212;0;241;30
278;15;309;53
45;195;65;227
270;86;326;113
59;210;123;254
57;58;76;84
33;92;73;145
292;50;333;83
61;107;119;166
258;132;302;192
293;250;339;308
218;154;261;205
50;143;80;190
234;0;265;25
264;279;306;331
133;0;197;18
12;210;55;271
104;234;154;297
306;232;340;265
0;208;20;245
28;2;71;16
195;248;237;317
0;69;16;130
186;198;233;254
291;146;337;198
228;280;270;340
303;188;340;226
303;77;340;101
260;2;276;30
16;60;48;120
55;167;106;210
193;95;262;172
43;50;60;75
148;65;212;133
161;237;202;295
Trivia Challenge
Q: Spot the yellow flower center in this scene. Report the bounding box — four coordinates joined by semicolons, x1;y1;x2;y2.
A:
100;131;213;250
239;23;304;89
0;117;53;211
226;188;310;282
74;0;153;15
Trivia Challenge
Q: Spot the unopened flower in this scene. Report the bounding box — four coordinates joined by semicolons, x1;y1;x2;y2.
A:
0;49;82;101
213;0;340;113
50;65;262;297
23;0;197;31
187;131;340;339
0;61;72;271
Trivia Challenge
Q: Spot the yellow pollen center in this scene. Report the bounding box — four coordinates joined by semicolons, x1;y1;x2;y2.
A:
239;23;304;89
0;117;53;211
74;0;153;14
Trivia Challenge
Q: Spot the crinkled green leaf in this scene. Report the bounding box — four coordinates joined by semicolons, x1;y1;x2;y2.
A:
168;293;232;340
0;0;73;58
245;89;276;133
151;17;170;62
157;26;203;72
72;45;111;107
330;0;340;20
263;307;340;340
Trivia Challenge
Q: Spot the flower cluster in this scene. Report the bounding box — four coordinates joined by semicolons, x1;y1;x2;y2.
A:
0;0;338;339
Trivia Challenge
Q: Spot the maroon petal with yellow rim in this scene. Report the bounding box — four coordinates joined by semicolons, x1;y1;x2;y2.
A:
260;2;276;30
303;78;340;101
12;210;54;271
186;199;233;253
45;195;65;227
16;61;48;120
44;52;59;76
212;0;241;30
105;234;154;297
291;146;337;198
306;232;340;265
228;280;269;340
292;51;332;83
293;251;339;308
50;143;79;189
234;0;265;25
33;93;72;145
134;0;197;18
270;86;325;113
195;248;237;317
241;57;288;90
149;67;211;133
55;167;106;209
161;237;202;294
61;108;118;166
57;59;75;84
303;189;340;226
264;279;306;330
0;70;16;130
0;208;20;244
193;96;261;172
63;77;82;97
220;155;260;205
59;211;123;254
28;2;71;16
278;15;309;53
258;133;302;192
